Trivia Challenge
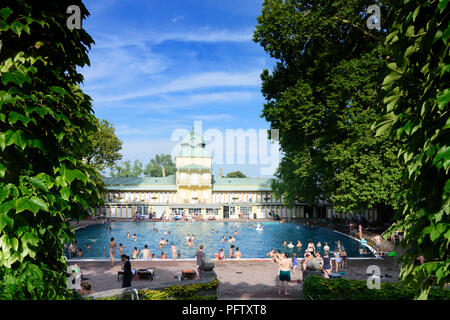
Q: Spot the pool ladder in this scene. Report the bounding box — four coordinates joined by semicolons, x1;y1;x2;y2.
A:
130;288;139;300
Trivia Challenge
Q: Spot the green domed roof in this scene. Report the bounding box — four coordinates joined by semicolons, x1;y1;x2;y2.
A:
178;132;212;158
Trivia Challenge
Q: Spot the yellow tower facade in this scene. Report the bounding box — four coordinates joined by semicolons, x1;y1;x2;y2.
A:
175;132;213;205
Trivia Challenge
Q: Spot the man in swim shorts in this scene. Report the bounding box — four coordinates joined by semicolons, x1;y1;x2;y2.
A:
195;245;205;279
372;234;382;256
278;253;293;296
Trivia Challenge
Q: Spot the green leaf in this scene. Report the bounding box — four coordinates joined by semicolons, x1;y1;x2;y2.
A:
30;177;49;192
437;89;450;110
0;7;13;19
8;111;31;126
382;72;402;86
0;162;5;178
1;70;28;87
16;196;48;215
64;168;88;184
0;213;14;233
5;129;26;150
438;0;449;11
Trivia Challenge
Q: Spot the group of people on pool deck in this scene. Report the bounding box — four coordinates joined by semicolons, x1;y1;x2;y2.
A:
268;239;348;295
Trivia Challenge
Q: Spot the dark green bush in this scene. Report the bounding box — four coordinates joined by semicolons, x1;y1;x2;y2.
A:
302;276;450;300
138;278;219;300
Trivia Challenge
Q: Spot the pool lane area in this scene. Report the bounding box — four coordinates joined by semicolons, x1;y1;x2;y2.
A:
72;221;375;260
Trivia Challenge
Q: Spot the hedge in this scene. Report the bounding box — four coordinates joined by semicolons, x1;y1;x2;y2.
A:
302;276;450;300
138;278;219;300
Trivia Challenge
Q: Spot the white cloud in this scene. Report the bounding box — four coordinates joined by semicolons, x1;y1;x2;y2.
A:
91;28;254;49
94;71;260;103
171;15;184;23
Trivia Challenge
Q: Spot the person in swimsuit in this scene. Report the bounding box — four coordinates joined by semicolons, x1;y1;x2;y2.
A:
322;251;332;277
323;242;330;252
340;248;347;268
161;251;166;259
307;239;315;253
287;241;294;248
297;240;302;249
333;250;341;273
278;253;293;296
273;250;283;263
131;247;138;259
234;247;242;259
214;249;225;261
292;253;298;271
221;236;225;242
109;237;116;267
186;239;194;247
139;245;151;259
266;249;274;258
171;244;177;260
317;241;322;252
119;243;124;256
229;245;235;259
372;234;382;256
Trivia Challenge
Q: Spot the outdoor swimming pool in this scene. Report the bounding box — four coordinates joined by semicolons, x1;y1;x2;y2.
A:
72;221;374;259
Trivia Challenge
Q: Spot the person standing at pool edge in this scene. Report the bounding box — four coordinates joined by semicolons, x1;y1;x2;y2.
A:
278;253;293;296
121;254;132;288
195;245;205;279
109;237;116;267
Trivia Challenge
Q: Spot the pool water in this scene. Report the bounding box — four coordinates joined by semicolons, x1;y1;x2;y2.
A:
73;221;373;259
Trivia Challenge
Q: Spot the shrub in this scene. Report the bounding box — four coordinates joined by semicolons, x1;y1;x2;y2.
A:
302;276;450;300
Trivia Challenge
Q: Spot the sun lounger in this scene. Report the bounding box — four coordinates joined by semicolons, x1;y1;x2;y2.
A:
137;269;154;280
181;269;197;280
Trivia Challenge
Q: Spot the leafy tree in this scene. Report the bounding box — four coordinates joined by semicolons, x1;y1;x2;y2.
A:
0;0;100;298
110;159;143;178
75;117;122;198
131;159;143;177
144;154;175;177
225;171;247;178
375;0;449;299
253;0;404;217
79;118;122;172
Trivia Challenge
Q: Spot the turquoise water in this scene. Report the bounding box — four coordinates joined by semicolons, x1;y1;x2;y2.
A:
72;221;373;259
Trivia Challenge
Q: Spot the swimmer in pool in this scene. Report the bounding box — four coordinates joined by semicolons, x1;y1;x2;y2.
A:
126;232;130;239
266;249;275;258
287;241;294;248
221;236;225;242
133;234;137;242
282;241;287;246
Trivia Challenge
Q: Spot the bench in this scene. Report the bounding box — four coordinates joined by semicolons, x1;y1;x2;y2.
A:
117;269;137;282
181;269;197;280
137;269;154;280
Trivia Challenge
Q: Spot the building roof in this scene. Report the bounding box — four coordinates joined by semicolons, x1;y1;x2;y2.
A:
104;175;177;191
103;175;276;191
211;176;275;191
177;164;211;170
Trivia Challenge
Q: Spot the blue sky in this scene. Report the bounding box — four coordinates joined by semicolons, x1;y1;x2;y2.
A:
80;0;278;177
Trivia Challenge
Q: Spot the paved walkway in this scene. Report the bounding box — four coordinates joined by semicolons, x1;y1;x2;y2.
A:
71;257;401;300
